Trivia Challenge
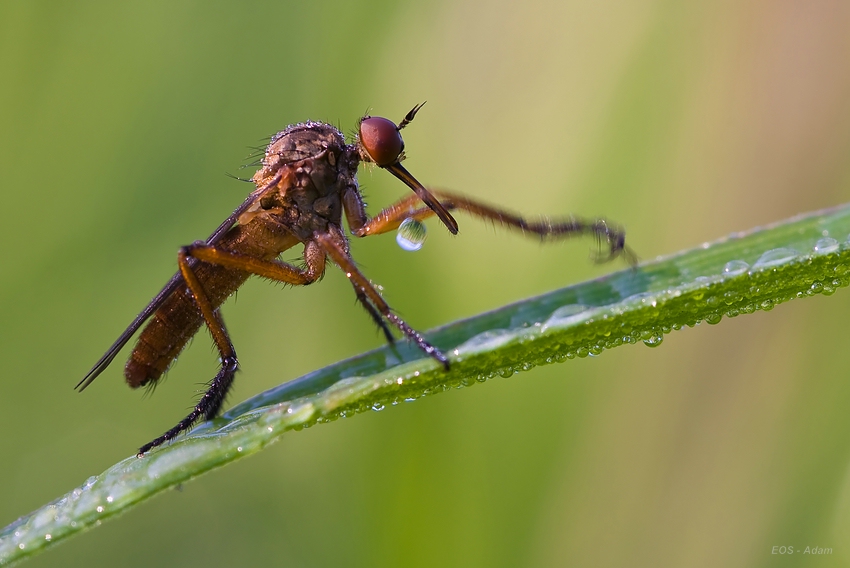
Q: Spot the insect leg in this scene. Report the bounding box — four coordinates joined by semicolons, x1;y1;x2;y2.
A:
314;231;449;369
137;248;239;455
352;285;395;343
137;344;237;456
138;242;326;455
347;189;635;263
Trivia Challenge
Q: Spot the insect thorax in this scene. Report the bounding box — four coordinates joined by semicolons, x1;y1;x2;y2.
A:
251;121;359;240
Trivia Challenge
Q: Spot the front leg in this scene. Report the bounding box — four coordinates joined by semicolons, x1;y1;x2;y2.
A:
343;188;635;263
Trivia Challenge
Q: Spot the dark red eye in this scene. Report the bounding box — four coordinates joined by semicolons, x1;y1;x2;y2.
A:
358;116;403;167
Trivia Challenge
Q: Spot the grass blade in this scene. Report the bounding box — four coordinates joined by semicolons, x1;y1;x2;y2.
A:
2;203;850;565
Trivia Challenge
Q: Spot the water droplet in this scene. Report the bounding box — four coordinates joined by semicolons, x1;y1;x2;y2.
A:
456;329;514;353
371;403;385;411
640;329;664;351
705;313;722;324
813;237;839;254
542;304;590;331
752;247;798;268
396;218;427;251
722;260;749;276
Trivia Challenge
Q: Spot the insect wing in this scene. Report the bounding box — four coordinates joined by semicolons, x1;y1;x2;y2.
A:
76;175;282;391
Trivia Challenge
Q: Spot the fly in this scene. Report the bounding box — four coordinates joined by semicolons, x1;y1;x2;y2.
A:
76;104;633;455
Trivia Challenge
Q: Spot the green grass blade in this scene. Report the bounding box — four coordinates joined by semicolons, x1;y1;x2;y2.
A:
3;203;850;565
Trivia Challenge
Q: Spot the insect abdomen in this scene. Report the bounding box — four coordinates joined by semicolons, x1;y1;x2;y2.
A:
123;218;299;388
124;264;250;388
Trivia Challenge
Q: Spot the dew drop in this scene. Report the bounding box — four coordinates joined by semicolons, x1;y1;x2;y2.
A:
752;247;798;268
813;237;839;254
457;329;514;353
542;304;590;330
396;218;427;251
643;334;663;348
722;260;749;276
371;403;385;412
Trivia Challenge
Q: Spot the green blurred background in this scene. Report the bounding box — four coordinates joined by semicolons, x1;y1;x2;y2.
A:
2;1;850;566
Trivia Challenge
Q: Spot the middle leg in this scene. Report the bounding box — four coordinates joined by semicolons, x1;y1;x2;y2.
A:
314;231;449;369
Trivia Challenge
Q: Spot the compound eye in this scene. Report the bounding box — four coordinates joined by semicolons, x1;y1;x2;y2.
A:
359;116;403;167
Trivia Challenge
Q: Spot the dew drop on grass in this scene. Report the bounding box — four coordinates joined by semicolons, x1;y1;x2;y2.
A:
752;247;798;268
542;304;590;331
642;334;664;347
722;260;749;276
813;237;839;254
396;218;426;251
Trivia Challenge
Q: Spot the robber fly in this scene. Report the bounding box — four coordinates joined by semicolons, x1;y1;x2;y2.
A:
77;104;632;455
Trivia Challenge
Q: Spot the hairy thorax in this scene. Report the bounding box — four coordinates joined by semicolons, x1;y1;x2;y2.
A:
249;121;358;241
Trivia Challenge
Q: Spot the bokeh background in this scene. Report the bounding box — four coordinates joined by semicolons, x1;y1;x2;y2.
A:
3;1;850;566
